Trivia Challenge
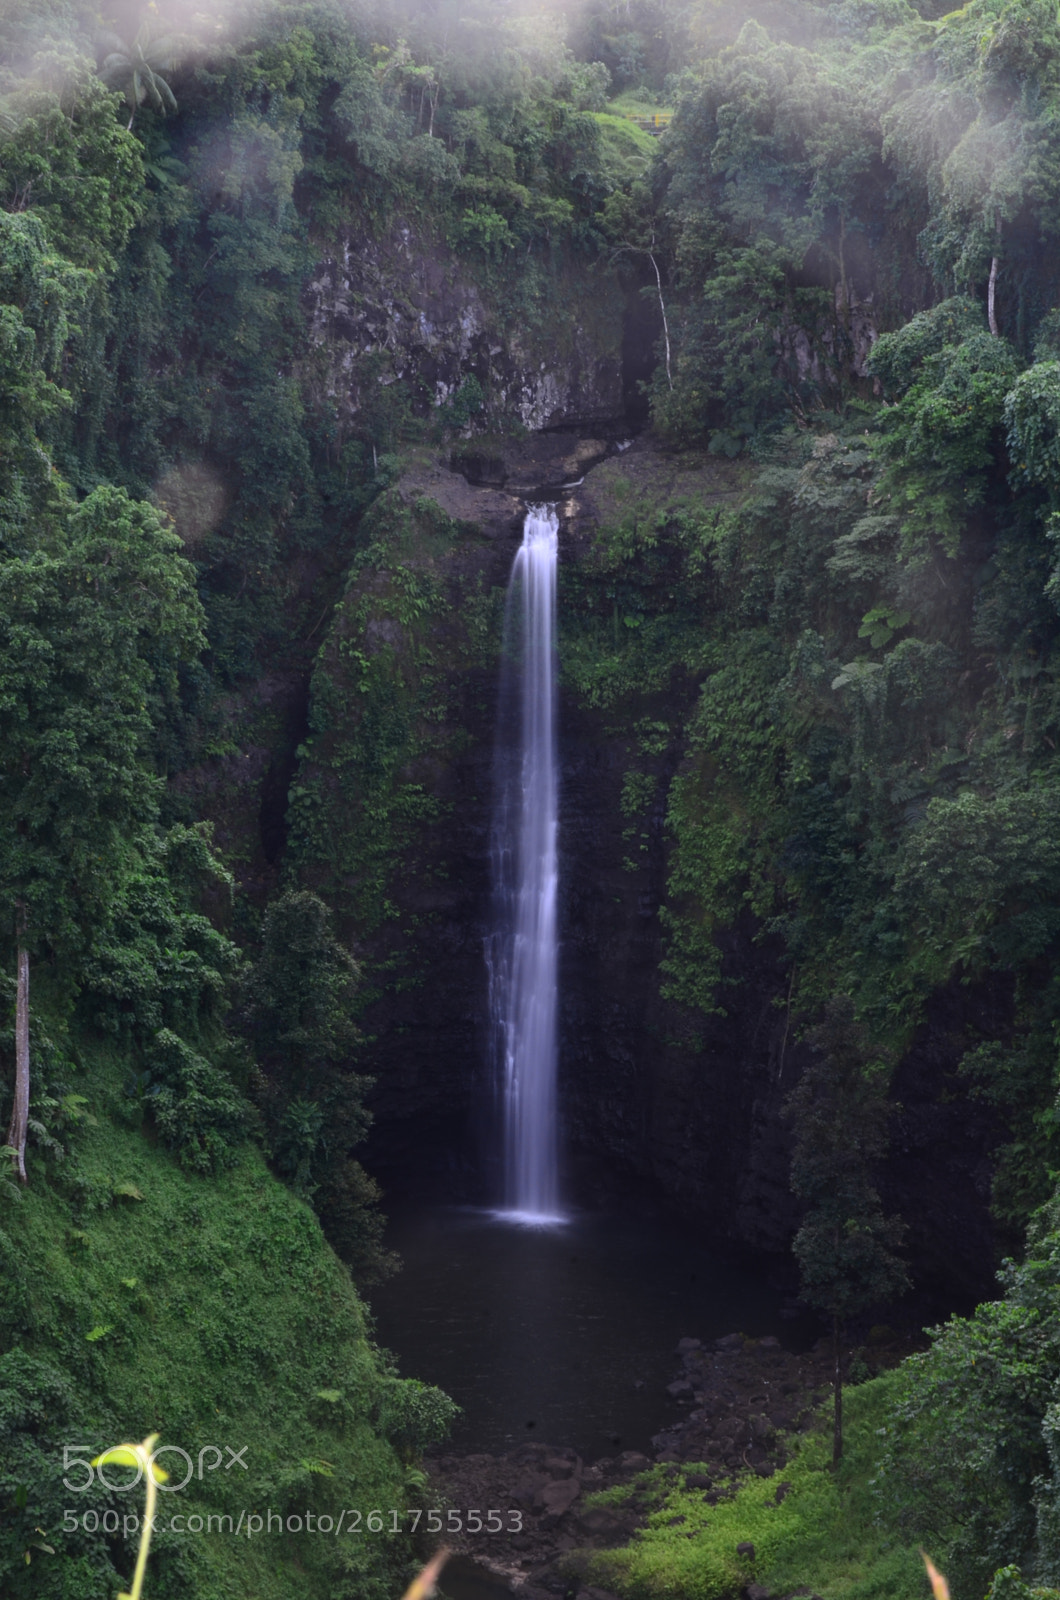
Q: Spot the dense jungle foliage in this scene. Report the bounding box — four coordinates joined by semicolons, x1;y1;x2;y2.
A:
7;0;1060;1592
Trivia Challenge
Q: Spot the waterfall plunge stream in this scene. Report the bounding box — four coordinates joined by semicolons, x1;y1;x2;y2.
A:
487;504;564;1224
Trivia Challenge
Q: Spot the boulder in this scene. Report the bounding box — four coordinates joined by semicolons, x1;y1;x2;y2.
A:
511;1475;546;1511
535;1477;581;1518
573;1506;634;1541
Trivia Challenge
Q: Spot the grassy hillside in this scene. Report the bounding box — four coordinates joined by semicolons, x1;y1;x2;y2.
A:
0;1038;454;1600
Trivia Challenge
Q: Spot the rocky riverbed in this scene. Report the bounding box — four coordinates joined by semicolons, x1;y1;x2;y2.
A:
425;1325;887;1599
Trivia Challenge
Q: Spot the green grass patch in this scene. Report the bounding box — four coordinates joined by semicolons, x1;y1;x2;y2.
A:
590;113;658;182
605;92;673;119
1;1040;453;1600
582;1373;925;1600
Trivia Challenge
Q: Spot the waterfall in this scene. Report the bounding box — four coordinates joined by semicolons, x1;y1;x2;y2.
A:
487;504;563;1224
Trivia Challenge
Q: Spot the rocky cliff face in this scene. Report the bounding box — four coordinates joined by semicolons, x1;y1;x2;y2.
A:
281;432;1004;1303
303;221;625;434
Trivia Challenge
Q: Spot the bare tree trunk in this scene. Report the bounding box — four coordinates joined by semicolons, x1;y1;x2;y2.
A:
777;963;796;1083
611;241;674;392
647;250;673;391
832;1313;843;1467
988;254;999;337
6;926;29;1183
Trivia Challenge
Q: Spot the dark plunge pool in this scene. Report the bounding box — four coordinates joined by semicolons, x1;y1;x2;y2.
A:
366;1199;817;1460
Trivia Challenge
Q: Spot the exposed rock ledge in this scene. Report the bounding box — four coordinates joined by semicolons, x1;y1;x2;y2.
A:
303;221;625;436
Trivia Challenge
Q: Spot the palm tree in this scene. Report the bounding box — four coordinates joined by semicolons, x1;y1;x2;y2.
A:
97;22;186;131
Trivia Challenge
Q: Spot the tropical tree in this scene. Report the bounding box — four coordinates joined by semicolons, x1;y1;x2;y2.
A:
97;23;187;131
786;998;910;1463
244;890;363;1104
882;0;1060;329
0;487;204;1180
244;891;394;1280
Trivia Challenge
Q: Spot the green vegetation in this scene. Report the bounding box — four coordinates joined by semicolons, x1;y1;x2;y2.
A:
0;1042;455;1600
590;112;659;184
581;1191;1060;1600
8;0;1060;1594
284;484;501;1019
552;0;1060;1235
244;888;396;1281
562;381;1060;1227
582;1375;922;1600
554;3;1060;1591
786;1001;909;1464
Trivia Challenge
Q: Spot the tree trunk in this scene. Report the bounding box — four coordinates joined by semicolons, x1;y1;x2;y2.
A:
6;931;29;1183
832;1313;843;1466
988;254;999;337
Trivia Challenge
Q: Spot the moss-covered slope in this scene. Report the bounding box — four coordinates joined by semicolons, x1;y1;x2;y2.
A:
0;1041;451;1600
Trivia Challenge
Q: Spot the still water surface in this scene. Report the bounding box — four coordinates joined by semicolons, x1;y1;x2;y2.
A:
367;1201;814;1460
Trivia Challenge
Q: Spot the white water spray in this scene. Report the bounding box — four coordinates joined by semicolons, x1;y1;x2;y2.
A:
487;504;563;1225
